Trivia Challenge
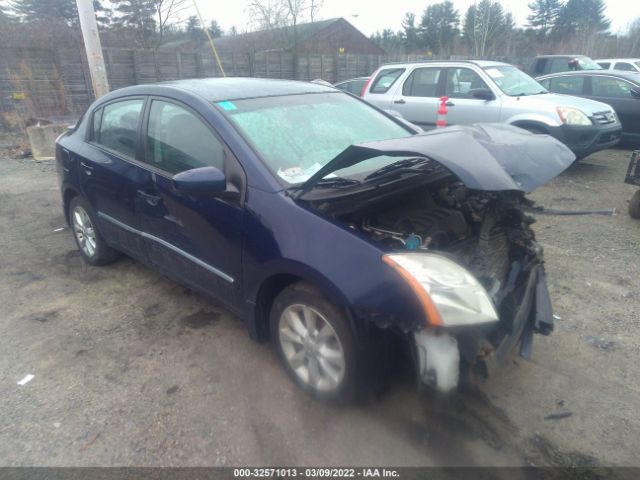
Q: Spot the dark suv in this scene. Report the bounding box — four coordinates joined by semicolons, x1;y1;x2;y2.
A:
529;55;602;77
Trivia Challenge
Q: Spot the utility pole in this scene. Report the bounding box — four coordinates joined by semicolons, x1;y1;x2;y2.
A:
76;0;110;98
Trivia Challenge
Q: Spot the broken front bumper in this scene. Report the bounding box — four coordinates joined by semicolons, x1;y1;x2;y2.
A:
413;264;554;393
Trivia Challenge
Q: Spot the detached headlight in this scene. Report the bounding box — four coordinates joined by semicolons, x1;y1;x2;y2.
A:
383;252;499;327
556;106;592;126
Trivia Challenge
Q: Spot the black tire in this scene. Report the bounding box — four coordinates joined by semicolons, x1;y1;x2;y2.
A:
270;281;360;401
629;190;640;219
68;196;120;266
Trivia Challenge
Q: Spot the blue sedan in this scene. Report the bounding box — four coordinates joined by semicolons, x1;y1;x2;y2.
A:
56;78;574;400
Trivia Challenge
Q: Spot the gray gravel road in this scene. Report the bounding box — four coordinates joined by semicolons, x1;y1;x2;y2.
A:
0;146;638;468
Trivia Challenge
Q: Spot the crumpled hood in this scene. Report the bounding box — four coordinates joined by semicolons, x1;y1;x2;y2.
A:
297;123;575;196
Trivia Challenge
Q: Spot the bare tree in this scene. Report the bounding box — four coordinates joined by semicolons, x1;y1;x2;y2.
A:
248;0;288;29
309;0;323;22
150;0;188;48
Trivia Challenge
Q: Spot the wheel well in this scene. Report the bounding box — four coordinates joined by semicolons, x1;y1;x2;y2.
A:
63;188;79;225
254;274;303;342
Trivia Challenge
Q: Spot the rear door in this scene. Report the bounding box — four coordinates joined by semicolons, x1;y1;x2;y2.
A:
137;98;245;308
442;67;501;125
364;67;406;110
80;97;150;260
389;66;445;129
585;75;640;135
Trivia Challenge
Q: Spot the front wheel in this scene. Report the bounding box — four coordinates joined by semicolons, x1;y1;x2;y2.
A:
270;282;359;401
69;196;120;265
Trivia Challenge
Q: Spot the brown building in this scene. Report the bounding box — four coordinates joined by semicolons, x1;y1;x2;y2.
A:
214;18;386;56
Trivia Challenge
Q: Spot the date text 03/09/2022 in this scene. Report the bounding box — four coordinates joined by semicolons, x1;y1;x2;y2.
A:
233;468;400;478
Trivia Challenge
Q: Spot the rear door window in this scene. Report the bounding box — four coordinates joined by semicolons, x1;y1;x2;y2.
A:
145;100;225;175
96;99;144;158
402;67;443;97
598;62;611;69
370;68;405;94
614;62;635;71
548;76;585;95
591;77;633;98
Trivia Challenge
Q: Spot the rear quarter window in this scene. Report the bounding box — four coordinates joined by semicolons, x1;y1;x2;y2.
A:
370;68;405;94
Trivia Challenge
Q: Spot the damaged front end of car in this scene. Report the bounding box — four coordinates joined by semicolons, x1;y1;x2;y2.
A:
295;124;574;394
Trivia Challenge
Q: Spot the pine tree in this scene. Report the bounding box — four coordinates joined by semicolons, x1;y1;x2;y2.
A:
527;0;562;36
208;19;223;38
111;0;156;47
401;13;421;53
420;1;460;55
9;0;108;26
463;0;505;57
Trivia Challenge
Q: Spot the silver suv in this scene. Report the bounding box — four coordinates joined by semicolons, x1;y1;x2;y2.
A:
362;60;622;159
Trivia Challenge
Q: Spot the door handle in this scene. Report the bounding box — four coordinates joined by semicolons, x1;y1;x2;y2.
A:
394;99;406;104
445;101;455;107
79;161;94;175
137;190;162;206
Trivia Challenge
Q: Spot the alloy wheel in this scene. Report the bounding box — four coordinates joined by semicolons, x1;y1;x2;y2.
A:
278;304;346;392
72;205;97;258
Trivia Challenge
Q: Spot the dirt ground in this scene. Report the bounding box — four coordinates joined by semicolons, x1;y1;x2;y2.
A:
0;138;639;470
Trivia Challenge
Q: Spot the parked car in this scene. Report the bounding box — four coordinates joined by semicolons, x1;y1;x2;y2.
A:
529;55;602;76
537;70;640;143
56;78;573;400
334;77;369;96
595;58;640;72
362;60;621;159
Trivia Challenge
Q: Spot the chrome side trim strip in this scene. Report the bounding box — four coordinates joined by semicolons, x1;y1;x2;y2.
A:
98;211;235;284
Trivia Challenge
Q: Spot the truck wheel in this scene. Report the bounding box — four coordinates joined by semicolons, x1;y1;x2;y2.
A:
629;190;640;219
270;282;360;401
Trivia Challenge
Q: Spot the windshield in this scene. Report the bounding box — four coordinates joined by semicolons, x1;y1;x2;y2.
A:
219;92;412;185
484;66;547;96
576;57;602;70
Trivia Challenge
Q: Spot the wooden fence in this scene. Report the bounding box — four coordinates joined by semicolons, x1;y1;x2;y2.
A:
0;46;528;131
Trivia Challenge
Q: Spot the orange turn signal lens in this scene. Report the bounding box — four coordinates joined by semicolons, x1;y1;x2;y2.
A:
383;255;443;327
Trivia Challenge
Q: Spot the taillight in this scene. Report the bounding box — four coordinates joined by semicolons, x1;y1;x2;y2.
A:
360;76;373;97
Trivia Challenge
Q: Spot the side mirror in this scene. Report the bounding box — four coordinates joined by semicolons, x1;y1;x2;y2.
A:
471;88;496;101
172;166;228;195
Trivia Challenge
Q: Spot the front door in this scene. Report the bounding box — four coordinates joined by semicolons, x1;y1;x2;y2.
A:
136;98;244;309
443;67;502;125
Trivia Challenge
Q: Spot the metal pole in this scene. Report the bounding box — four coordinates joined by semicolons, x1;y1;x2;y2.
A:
76;0;110;98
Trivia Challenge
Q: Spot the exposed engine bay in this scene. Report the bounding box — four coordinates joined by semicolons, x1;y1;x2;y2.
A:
306;173;554;392
322;179;542;302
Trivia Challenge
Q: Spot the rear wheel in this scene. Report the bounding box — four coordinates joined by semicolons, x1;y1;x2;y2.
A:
270;282;359;401
629;190;640;219
69;196;120;266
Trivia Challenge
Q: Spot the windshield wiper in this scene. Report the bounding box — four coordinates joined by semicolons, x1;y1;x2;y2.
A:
296;177;361;190
364;157;433;181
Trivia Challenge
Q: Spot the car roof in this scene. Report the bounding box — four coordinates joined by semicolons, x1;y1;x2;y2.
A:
537;70;640;84
595;58;640;62
534;54;590;58
104;77;336;103
377;59;510;68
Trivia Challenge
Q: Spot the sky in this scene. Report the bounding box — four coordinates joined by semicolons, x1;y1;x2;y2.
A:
186;0;635;36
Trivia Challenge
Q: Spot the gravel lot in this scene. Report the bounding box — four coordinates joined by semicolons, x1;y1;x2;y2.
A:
0;139;638;470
